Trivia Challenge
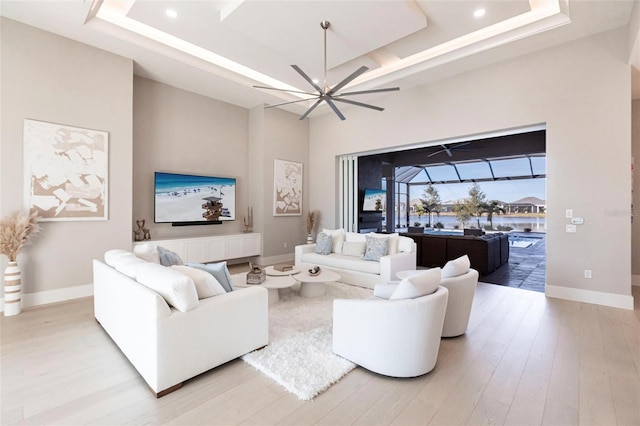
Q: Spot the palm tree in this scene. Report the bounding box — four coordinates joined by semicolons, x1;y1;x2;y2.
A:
420;184;442;227
483;200;506;230
466;183;488;228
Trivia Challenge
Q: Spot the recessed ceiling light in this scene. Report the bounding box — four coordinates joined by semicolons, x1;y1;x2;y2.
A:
474;8;486;18
165;9;177;18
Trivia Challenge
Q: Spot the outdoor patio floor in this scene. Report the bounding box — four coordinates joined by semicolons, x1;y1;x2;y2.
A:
481;232;546;293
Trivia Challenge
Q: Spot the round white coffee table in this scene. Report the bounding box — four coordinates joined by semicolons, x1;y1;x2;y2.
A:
232;273;296;304
293;269;341;298
265;265;300;276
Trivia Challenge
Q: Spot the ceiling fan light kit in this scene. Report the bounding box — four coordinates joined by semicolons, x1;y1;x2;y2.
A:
254;21;399;121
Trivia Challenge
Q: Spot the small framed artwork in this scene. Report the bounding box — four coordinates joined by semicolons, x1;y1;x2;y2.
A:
23;119;109;221
273;159;302;216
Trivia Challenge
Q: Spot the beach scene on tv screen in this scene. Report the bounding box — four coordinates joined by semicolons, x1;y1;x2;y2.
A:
363;189;386;212
155;172;236;222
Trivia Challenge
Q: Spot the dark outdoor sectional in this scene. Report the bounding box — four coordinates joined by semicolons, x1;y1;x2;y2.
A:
400;232;509;276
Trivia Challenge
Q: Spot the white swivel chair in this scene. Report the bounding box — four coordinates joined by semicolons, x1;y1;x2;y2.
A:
333;268;449;378
439;268;479;337
439;255;478;337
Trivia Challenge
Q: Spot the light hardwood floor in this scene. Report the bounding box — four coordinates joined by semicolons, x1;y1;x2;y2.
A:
2;283;639;425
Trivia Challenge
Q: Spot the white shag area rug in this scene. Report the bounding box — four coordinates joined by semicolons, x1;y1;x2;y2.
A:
241;280;372;401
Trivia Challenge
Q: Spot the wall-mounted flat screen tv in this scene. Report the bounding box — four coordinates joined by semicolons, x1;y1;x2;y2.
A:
362;188;386;212
154;171;236;225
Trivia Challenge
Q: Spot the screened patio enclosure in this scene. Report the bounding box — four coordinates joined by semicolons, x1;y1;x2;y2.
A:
354;129;546;232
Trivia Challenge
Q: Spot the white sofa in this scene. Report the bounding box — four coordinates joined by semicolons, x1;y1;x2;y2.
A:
295;230;417;289
93;251;268;397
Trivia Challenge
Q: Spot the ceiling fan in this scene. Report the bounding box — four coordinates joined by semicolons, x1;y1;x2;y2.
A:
253;21;399;121
427;142;474;158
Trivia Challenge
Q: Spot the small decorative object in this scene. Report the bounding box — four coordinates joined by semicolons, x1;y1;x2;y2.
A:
243;206;253;233
201;197;223;221
274;264;294;272
1;210;41;316
305;210;316;243
134;219;151;241
247;263;266;284
308;266;321;276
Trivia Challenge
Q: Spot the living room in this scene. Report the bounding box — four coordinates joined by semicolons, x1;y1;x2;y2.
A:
1;0;640;423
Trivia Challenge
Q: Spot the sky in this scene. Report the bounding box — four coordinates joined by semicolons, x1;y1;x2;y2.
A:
408;178;546;204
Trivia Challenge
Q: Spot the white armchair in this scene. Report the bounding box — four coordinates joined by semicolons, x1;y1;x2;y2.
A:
332;286;449;377
440;269;479;337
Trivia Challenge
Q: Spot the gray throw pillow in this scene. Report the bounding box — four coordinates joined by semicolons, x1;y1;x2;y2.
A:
315;232;332;255
157;246;184;266
187;261;234;292
362;235;388;261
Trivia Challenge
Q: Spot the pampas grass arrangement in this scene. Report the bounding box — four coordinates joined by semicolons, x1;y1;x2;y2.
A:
305;211;316;235
1;210;41;262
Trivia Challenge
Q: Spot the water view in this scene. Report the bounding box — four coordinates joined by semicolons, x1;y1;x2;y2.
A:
395;213;546;232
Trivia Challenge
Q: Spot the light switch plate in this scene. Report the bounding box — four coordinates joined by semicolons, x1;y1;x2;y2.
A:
565;209;573;218
566;224;577;233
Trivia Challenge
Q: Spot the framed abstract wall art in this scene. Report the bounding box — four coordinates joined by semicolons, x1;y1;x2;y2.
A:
23;119;109;221
273;159;302;216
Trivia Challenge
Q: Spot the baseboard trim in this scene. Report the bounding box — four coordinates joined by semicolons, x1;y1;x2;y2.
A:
632;274;640;287
546;284;634;310
0;284;93;312
260;253;295;266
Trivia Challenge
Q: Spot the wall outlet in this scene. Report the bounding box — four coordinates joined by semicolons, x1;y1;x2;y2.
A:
584;269;592;279
565;209;573;218
566;224;577;233
283;242;287;248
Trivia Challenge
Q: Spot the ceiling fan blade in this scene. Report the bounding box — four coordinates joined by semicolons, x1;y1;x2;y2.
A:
332;97;384;111
325;98;346;120
335;87;400;97
427;149;445;158
327;65;369;95
291;65;324;94
265;98;320;109
299;99;323;120
253;85;318;96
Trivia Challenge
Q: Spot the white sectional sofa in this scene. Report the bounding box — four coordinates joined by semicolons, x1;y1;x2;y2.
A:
93;249;268;397
295;229;417;289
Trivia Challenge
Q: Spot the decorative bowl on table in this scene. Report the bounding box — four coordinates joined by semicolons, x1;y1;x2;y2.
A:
308;266;321;276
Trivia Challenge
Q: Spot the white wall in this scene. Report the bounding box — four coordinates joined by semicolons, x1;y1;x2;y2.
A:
261;108;310;262
308;28;633;308
132;80;308;262
0;18;133;304
132;77;249;239
632;99;640;281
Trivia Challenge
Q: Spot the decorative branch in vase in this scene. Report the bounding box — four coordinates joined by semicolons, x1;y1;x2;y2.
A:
243;206;253;233
0;210;41;316
305;210;316;244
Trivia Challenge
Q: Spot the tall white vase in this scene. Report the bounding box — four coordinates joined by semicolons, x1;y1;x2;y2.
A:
4;261;22;316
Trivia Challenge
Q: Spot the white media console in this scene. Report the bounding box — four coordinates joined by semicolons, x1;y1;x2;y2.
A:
132;233;261;264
